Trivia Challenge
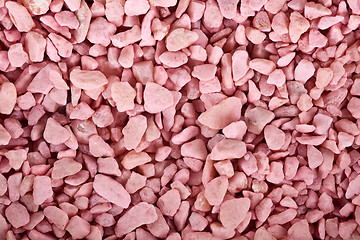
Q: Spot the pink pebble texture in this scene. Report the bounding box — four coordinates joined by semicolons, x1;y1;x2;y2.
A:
0;0;358;239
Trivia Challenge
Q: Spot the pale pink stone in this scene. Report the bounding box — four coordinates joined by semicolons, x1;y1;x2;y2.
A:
55;11;79;29
122;151;151;170
271;12;289;35
246;27;266;44
89;135;114;157
147;207;170;238
235;25;248;45
192;64;217;81
166;28;198;51
87;17;116;46
43;118;70;145
294;59;315;83
297;93;313;112
189;45;207;61
232;50;249;81
199;77;221;94
70;69;108;90
97;157;121;176
149;0;177;7
210;139;247;160
249;58;276;75
222;120;247;140
111;81;136;112
348;97;360;119
66;216;91;239
198;97;242;130
315;67;333;88
268;209;297;225
219;198;250;229
204;176;228;205
267;69;286;87
48;33;73;58
255;198;273;222
181;139;207;160
203;0;223;30
265;0;286;14
288;220;312;240
304;2;331;20
111;25;141;48
23;0;51;15
217;0;239;19
157;189;181;216
264;125;285;151
189;212;208;231
5;202;30;229
132;61;154;84
318;16;344;30
307;145;323;169
346;175;360;199
318;192;335;213
0;173;7;196
245;107;275;134
122;115;147;150
44;206;69;230
254;227;277;240
33;176;52;205
0;82;16;115
8;43;28;67
51;158;82;179
69;102;95;120
159;51;188;68
93;174;131;208
6;1;35;32
350;79;360;96
124;0;150;16
266;161;284;184
115;202;158;237
289;12;309;43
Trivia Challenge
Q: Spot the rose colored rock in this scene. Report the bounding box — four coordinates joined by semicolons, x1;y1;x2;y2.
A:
0;82;16;116
166;28;199;51
210;139;247;160
6;1;35;32
144;82;174;113
219;198;250;229
245;107;275;135
43;118;71;145
111;81;136;112
348;97;360;119
157;189;181;216
97;157;121;176
124;0;150;16
66;216;91;239
89;135;114;157
44;206;69;230
192;64;217;81
159;51;188;68
93;174;131;208
33;176;52;205
115;202;158;237
122;115;147;150
198;97;242;130
249;58;276;75
264;125;285;151
204;176;228;205
5;202;30;228
121;151;152;170
181;139;207;160
52;158;82;179
289;12;310;43
70;69;108;91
